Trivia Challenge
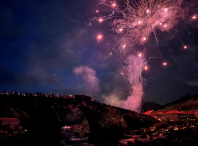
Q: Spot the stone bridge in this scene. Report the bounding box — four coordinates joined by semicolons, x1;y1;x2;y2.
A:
0;94;158;145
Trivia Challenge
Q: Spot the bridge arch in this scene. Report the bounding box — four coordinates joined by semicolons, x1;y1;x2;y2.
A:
0;95;61;146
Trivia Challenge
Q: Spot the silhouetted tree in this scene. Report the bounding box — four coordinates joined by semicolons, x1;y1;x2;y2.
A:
20;92;23;96
10;90;14;95
25;91;28;96
14;91;18;96
2;90;8;95
29;92;33;96
43;93;47;97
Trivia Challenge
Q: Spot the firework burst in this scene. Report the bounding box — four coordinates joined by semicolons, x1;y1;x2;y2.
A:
92;0;191;52
90;0;197;111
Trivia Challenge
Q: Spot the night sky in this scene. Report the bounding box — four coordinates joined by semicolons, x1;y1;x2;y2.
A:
0;0;198;105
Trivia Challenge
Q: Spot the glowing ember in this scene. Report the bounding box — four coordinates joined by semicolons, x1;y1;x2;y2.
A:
163;62;167;66
184;45;187;49
98;18;103;22
138;53;142;57
97;35;102;40
112;3;116;7
193;16;197;19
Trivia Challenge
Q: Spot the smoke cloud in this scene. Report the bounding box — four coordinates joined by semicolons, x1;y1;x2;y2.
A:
103;55;147;112
73;57;146;112
73;66;100;97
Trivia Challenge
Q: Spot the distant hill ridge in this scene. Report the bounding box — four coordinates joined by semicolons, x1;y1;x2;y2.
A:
141;93;198;112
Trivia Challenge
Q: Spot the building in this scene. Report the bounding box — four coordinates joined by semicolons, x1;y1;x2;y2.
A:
144;109;197;121
144;110;154;115
0;118;20;127
193;109;198;119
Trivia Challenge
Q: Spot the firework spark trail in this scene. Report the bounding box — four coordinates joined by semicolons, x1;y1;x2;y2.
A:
92;0;187;52
111;0;185;39
120;54;147;111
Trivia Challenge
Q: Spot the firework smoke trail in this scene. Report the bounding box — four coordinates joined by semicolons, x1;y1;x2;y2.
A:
120;54;147;111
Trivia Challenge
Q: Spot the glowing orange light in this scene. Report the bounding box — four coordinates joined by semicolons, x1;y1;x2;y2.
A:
145;66;148;70
184;45;187;49
193;16;197;19
163;62;167;66
97;35;102;40
96;10;99;13
138;53;142;57
123;44;126;48
119;28;123;32
112;3;116;7
98;18;103;22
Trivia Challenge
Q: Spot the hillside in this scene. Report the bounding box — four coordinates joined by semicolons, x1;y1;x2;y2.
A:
142;93;198;112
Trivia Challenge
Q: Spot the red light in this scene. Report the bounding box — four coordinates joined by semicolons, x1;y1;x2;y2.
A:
163;62;167;66
112;3;116;7
143;37;146;41
123;44;126;48
184;45;187;49
145;66;148;70
138;53;142;57
98;18;103;22
164;24;167;27
97;35;102;40
96;10;99;13
119;28;123;32
193;16;197;19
